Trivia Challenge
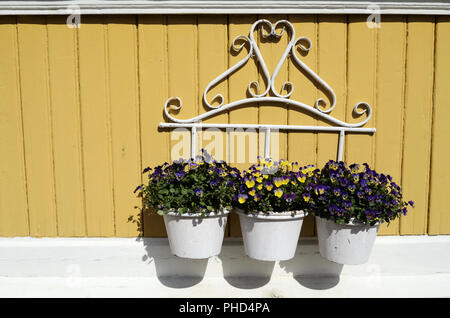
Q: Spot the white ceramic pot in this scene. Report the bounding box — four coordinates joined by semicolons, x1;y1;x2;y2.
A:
163;210;229;259
315;216;380;265
235;209;307;261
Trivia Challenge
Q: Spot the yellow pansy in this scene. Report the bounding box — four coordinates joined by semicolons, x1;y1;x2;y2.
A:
245;179;255;188
249;188;256;196
274;188;283;198
302;193;310;202
274;178;283;188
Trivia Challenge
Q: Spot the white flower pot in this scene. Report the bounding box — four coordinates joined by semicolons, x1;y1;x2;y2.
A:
163;210;229;259
315;216;380;265
235;209;307;261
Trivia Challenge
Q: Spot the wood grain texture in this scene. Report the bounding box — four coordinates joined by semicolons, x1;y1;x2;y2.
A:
17;16;58;237
78;16;115;236
138;15;169;237
375;16;406;235
316;15;347;168
107;16;142;237
400;16;435;235
427;16;450;235
0;15;448;237
47;16;86;236
345;15;377;166
0;16;29;236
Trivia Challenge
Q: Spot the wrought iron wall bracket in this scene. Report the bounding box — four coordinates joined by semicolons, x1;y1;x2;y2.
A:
159;19;375;161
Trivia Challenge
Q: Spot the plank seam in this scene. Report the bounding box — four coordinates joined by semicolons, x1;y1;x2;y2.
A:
104;17;116;237
44;17;59;236
14;17;31;236
134;15;143;237
74;26;88;236
399;16;409;235
426;17;438;235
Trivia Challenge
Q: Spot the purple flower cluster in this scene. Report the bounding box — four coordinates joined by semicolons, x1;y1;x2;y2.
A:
309;160;415;225
135;149;240;215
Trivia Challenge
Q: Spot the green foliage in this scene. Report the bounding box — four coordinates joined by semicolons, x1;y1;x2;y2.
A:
134;150;240;215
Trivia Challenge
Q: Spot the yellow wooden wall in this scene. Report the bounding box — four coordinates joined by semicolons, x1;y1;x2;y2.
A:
1;15;449;237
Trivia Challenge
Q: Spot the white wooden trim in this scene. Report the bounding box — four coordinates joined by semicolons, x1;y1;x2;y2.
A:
1;1;450;15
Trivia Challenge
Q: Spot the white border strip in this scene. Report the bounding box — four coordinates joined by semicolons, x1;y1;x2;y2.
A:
1;1;450;15
1;236;449;297
1;236;449;278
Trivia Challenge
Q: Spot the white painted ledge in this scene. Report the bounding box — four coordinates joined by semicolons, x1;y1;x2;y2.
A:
0;236;449;297
1;1;450;15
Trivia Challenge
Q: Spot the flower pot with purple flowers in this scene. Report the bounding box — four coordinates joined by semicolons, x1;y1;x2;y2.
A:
233;158;318;261
134;150;240;259
310;160;415;265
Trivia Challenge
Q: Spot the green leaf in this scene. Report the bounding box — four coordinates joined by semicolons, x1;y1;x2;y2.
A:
157;210;164;216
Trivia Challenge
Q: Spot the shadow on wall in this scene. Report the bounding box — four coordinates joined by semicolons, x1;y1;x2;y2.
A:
129;212;343;290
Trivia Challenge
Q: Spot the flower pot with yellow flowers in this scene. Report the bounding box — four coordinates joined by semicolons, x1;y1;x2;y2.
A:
233;158;318;261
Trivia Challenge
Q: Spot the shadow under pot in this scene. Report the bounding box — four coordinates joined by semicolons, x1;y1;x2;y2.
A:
315;216;380;265
163;209;230;259
235;208;307;261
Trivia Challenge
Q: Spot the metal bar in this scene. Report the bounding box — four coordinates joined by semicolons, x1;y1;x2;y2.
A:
159;122;376;133
264;128;271;159
337;130;345;161
165;96;372;128
191;126;197;159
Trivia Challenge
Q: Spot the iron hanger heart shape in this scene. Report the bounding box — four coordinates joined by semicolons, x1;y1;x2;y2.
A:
163;19;372;129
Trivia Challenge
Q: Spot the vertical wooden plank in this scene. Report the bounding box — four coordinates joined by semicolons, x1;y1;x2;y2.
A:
316;16;347;168
375;16;407;235
258;14;288;161
400;16;435;235
78;16;115;236
138;15;168;237
288;15;318;237
167;15;198;160
429;16;450;235
17;16;58;237
346;15;377;166
228;15;258;237
106;16;142;237
198;16;230;236
46;16;86;236
0;17;29;236
198;16;228;162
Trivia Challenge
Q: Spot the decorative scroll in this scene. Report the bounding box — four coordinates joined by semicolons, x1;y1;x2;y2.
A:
163;19;372;128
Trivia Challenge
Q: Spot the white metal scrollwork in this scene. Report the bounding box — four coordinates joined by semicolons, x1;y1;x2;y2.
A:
160;19;375;161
